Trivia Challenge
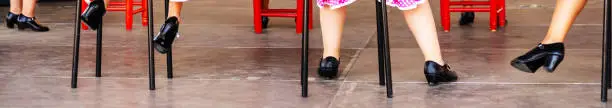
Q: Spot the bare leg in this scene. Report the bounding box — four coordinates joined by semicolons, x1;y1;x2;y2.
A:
167;2;183;22
104;0;109;7
21;0;36;17
541;0;587;44
320;6;346;59
9;0;22;14
402;1;445;65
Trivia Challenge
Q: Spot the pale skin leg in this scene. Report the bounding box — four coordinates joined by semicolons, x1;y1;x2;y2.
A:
167;2;183;22
319;1;445;64
9;0;22;14
402;1;446;64
320;6;346;59
21;0;36;17
540;0;587;44
104;0;109;7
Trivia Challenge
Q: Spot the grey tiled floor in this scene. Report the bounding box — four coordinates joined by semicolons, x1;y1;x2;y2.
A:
0;0;610;107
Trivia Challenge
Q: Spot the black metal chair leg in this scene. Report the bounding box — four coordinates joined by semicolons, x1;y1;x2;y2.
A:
602;0;611;102
165;0;169;18
380;0;393;98
375;1;386;86
164;0;173;79
300;0;310;98
606;69;612;89
148;0;156;90
95;18;103;77
167;48;174;78
71;0;83;88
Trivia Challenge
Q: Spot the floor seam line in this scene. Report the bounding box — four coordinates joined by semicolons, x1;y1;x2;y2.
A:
326;30;377;108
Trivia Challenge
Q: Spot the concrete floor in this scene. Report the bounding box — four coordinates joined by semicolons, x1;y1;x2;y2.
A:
0;0;610;107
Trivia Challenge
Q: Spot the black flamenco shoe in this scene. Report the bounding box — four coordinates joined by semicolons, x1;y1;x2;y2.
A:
5;12;19;28
153;17;180;54
16;15;50;32
459;12;475;26
318;56;340;79
511;43;565;73
424;61;458;86
80;0;106;30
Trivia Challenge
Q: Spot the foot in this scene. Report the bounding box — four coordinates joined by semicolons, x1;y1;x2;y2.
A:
511;43;565;73
318;56;340;79
80;0;106;30
16;15;50;32
5;12;19;28
153;17;180;54
424;61;458;86
459;12;475;26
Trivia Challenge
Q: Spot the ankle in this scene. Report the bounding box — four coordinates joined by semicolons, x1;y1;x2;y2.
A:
322;53;340;59
426;59;445;65
540;38;564;44
323;49;340;59
22;14;34;18
167;16;181;23
541;41;563;44
9;10;21;15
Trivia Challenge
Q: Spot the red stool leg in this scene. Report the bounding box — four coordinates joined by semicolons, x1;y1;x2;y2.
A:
81;0;89;30
126;0;133;30
142;0;148;26
296;0;304;34
253;0;263;34
489;0;497;31
441;0;450;32
308;0;313;29
498;0;506;27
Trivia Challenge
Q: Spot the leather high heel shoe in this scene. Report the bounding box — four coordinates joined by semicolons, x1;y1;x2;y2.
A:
16;15;49;32
318;56;340;79
511;43;565;73
424;61;458;86
80;0;106;30
459;12;475;25
153;17;180;54
5;12;19;28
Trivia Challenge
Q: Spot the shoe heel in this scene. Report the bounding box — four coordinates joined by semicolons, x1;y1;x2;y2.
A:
5;20;14;28
425;74;439;86
317;57;340;79
544;54;564;72
511;57;546;73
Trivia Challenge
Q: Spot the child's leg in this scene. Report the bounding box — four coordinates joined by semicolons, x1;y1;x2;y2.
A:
168;1;183;20
104;0;109;7
320;6;346;58
402;0;445;64
9;0;22;14
153;0;185;54
21;0;36;17
541;0;586;44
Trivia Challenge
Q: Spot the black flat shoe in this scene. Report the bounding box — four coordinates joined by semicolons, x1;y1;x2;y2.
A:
80;0;106;30
318;56;340;79
511;43;565;73
153;17;180;54
459;12;475;26
16;15;49;32
424;61;458;86
5;12;19;28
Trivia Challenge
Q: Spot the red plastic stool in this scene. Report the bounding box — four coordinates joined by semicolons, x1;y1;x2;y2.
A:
80;0;148;30
440;0;506;32
253;0;313;34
